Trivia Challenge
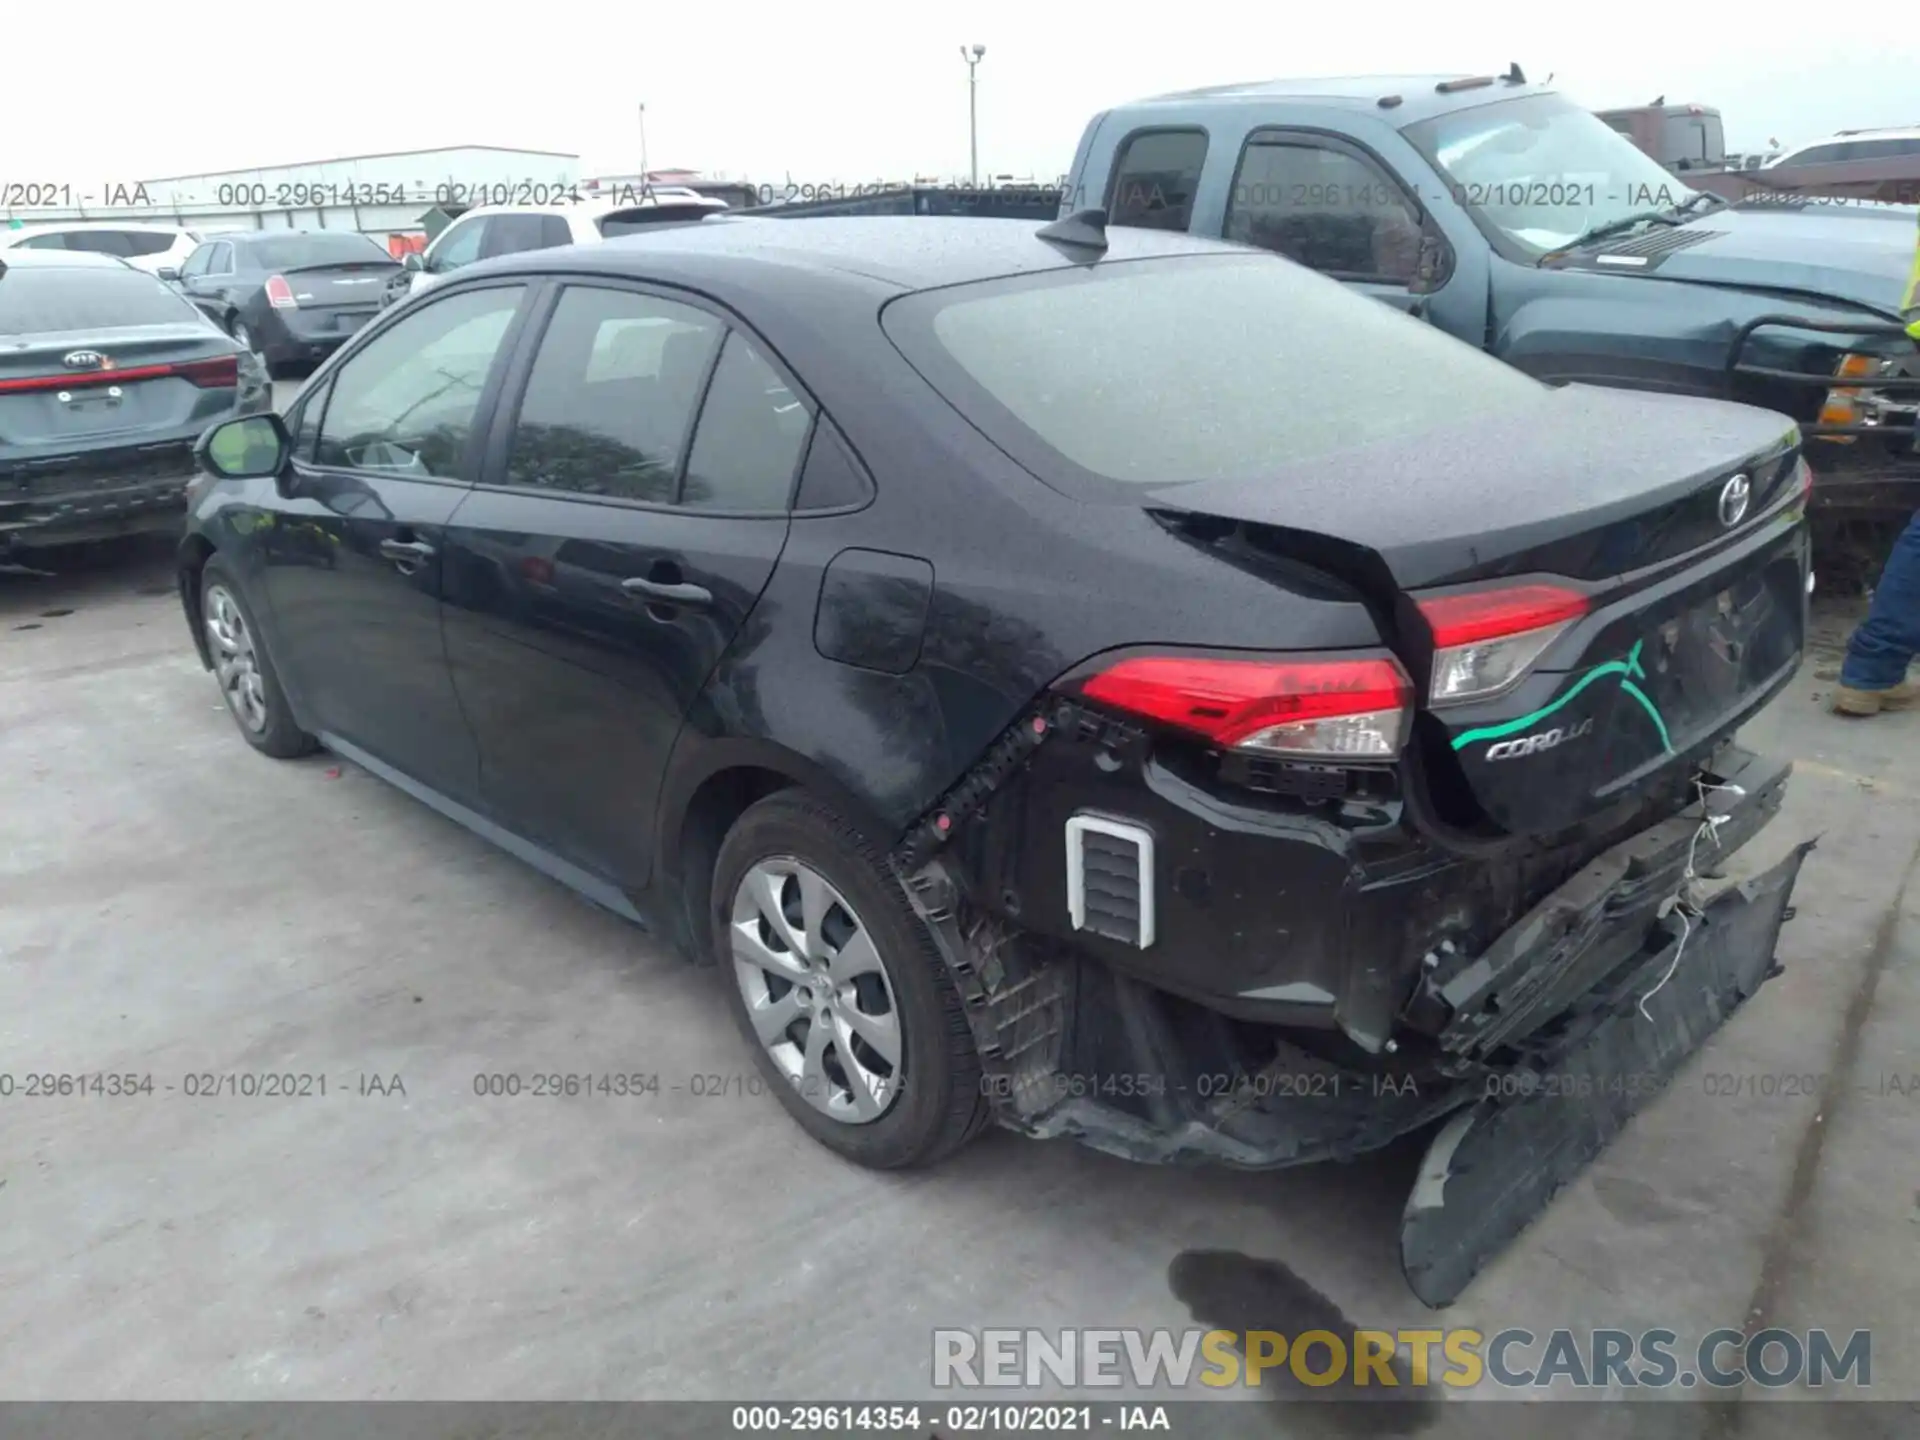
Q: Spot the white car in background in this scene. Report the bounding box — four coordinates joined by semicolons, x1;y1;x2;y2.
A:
397;190;729;303
0;222;201;275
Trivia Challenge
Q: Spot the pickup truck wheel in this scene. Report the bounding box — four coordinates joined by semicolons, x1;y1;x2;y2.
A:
200;559;317;760
712;791;989;1169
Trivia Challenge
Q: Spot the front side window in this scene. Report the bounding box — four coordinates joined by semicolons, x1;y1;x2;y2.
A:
427;218;487;274
882;253;1547;491
1107;130;1209;232
314;285;524;478
1225;140;1424;283
1404;92;1699;254
505;285;722;502
179;245;212;278
681;332;815;510
15;232;70;250
60;231;131;256
207;243;234;275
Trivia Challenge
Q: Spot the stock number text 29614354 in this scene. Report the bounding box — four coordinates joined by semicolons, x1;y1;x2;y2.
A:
216;181;409;208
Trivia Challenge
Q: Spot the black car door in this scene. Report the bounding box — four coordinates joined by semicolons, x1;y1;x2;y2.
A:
257;280;534;808
440;279;814;891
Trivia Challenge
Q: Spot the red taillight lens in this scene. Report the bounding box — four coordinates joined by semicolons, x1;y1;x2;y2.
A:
0;356;239;393
1416;581;1589;706
1078;652;1413;760
175;355;239;388
265;274;298;309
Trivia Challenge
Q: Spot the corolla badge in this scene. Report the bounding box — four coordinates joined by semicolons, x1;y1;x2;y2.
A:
62;350;110;370
1718;473;1751;528
1483;716;1595;762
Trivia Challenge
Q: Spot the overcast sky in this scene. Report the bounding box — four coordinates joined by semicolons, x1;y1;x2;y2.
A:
12;3;1920;182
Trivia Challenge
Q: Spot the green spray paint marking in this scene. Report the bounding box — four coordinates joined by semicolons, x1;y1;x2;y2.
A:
1449;639;1674;755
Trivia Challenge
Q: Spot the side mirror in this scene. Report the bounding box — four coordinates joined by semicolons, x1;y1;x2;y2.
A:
403;252;424;272
197;413;290;481
158;266;182;282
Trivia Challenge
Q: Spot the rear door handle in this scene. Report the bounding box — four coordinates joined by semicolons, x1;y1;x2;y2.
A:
379;538;436;567
621;576;712;606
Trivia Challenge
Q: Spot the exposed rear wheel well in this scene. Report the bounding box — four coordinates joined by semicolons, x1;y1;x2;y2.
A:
671;766;798;963
178;535;217;668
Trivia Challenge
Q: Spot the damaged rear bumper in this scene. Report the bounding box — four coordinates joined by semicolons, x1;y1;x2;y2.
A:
896;741;1805;1182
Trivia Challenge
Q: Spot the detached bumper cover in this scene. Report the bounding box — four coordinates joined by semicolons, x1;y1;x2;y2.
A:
1401;837;1811;1307
0;473;194;548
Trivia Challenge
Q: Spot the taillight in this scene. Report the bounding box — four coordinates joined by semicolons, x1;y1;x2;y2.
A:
1417;581;1589;706
1077;652;1413;760
175;355;239;388
265;274;298;309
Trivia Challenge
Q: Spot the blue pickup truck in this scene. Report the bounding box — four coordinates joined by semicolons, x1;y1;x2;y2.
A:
1058;69;1920;586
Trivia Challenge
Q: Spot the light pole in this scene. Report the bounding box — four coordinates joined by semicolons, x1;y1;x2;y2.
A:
638;101;650;184
960;45;985;186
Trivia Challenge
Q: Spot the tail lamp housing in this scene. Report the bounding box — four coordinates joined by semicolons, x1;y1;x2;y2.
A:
1075;651;1413;761
1416;581;1590;706
265;274;298;310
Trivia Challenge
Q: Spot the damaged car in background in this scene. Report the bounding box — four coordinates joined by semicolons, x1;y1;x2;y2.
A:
177;216;1811;1308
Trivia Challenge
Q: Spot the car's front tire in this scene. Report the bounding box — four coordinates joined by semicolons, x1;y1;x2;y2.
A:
199;559;317;760
711;791;990;1169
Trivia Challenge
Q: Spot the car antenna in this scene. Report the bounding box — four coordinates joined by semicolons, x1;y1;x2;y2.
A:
1036;207;1108;255
1505;62;1527;85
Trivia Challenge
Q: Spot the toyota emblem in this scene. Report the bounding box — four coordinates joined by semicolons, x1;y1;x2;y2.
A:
1718;473;1751;528
62;350;109;371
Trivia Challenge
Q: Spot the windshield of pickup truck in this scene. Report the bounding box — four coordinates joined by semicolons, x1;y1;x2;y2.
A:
881;252;1548;490
1404;93;1701;255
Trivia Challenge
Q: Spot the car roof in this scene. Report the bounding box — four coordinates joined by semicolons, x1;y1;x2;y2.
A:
1779;127;1920;153
1119;74;1557;128
475;214;1257;296
0;247;135;269
461;193;730;221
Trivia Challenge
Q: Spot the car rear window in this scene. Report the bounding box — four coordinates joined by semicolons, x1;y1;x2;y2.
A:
880;252;1547;490
0;266;202;333
596;204;723;237
244;234;395;270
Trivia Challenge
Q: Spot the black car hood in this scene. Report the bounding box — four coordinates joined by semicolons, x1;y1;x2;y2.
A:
1143;384;1795;590
1594;205;1918;316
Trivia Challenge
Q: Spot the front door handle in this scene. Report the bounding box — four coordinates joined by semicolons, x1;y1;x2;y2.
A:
621;575;712;606
379;538;436;569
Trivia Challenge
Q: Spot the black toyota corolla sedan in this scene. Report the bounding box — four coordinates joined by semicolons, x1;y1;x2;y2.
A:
179;215;1812;1304
0;248;269;560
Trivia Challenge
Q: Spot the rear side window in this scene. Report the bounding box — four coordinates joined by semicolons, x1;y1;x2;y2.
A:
882;253;1547;489
1848;138;1920;160
481;213;571;257
59;231;132;257
505;285;723;503
1225;140;1424;282
0;267;201;333
681;333;815;510
1107;130;1208;231
117;231;180;258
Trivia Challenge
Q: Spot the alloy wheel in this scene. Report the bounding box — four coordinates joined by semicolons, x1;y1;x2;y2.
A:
729;857;904;1124
204;584;268;734
231;320;254;353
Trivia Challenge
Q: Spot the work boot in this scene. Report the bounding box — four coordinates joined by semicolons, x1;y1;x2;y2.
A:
1830;679;1920;716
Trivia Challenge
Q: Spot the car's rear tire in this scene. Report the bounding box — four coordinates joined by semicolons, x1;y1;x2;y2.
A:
711;791;990;1169
199;558;317;760
227;316;256;353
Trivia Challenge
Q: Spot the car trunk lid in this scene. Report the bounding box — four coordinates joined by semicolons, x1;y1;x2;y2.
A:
1144;386;1811;837
0;324;241;451
276;261;397;315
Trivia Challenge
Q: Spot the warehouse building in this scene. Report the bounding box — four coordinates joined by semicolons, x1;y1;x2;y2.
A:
1;145;581;254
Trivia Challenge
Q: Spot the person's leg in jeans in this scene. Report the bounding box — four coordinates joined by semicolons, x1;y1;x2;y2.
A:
1833;508;1920;715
